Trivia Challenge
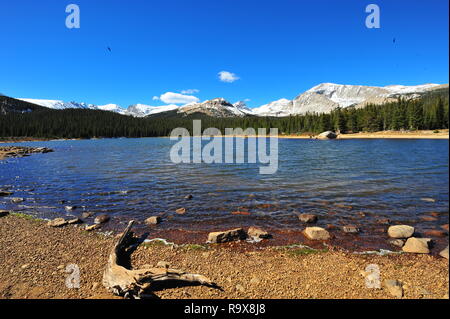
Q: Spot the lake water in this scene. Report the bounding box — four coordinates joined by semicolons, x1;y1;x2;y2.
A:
1;138;448;251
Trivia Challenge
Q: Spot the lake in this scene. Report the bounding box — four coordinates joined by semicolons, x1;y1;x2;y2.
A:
1;138;448;251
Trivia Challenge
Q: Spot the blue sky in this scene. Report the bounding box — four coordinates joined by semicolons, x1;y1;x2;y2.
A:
0;0;448;108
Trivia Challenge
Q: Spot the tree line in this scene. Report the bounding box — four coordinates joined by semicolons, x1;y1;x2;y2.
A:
0;90;448;139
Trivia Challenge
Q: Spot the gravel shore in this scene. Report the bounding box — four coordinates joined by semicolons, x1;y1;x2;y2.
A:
0;214;448;299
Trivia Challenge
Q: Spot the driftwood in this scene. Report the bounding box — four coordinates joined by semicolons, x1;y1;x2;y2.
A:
103;220;217;299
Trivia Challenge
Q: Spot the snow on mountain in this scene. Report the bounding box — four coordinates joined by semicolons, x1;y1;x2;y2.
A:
252;98;293;117
18;99;97;110
16;83;445;118
97;104;130;115
177;98;251;117
258;83;443;117
127;104;179;117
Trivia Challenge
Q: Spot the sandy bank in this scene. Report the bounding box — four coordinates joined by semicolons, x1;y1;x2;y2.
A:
0;214;448;299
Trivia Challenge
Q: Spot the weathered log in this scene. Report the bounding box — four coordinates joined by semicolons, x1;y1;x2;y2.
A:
102;220;217;299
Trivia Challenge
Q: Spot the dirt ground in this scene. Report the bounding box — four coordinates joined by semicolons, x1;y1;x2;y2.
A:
0;214;448;299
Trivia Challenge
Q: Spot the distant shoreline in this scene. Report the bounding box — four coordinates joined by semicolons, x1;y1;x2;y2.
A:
0;129;448;144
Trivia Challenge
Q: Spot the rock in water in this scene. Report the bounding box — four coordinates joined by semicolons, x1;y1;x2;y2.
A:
11;197;24;204
0;191;13;196
384;280;403;298
388;239;405;248
342;225;360;233
303;227;331;240
145;216;162;225
317;131;337;140
81;212;93;219
47;218;68;228
402;237;432;254
208;228;247;243
439;246;449;259
298;214;317;223
388;225;415;239
64;206;77;211
247;226;271;239
176;207;186;214
94;214;110;224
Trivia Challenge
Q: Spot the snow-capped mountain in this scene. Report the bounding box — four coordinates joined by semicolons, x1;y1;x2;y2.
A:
127;104;179;117
257;83;444;117
19;99;97;110
16;83;446;119
176;98;252;117
252;98;293;117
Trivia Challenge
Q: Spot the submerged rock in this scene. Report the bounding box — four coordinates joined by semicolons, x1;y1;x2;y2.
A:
208;228;247;243
342;225;360;233
388;239;405;248
0;191;13;196
303;227;330;240
402;237;432;254
388;225;414;239
11;197;24;204
176;207;186;215
247;226;271;239
145;216;162;225
298;214;317;223
81;212;94;219
94;214;110;224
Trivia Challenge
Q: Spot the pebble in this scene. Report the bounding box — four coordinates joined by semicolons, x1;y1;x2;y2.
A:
388;239;405;248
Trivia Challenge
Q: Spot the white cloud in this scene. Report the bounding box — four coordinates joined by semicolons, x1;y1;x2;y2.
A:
218;71;239;83
152;96;160;101
180;89;199;94
159;92;200;104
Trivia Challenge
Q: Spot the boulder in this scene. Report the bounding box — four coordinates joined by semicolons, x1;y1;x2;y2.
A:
0;210;10;217
317;131;337;140
388;225;414;239
342;225;360;233
145;216;162;225
439;246;449;259
247;226;271;239
94;214;110;224
47;218;68;228
384;279;403;298
303;227;330;240
208;228;247;243
298;214;317;223
402;237;432;254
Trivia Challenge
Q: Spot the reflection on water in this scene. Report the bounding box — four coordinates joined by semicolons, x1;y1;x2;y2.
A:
0;138;448;248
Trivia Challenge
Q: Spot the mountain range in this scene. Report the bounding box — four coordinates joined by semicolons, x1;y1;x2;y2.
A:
17;83;447;118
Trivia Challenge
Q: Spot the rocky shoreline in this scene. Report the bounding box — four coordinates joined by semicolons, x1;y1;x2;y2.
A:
0;146;53;160
0;212;448;299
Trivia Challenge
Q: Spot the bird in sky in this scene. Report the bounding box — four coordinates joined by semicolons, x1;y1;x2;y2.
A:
107;46;112;52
